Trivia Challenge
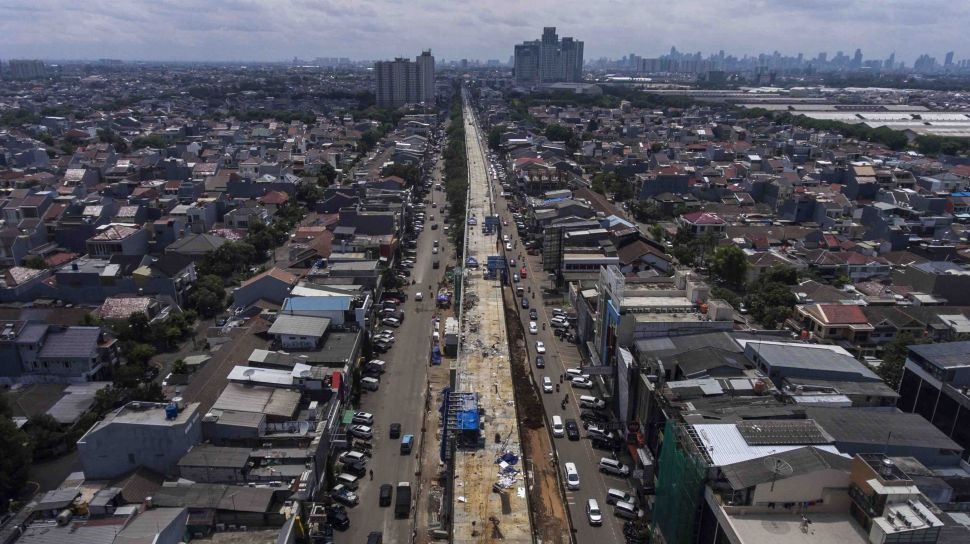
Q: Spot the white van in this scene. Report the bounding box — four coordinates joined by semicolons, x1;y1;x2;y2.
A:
552;415;564;438
361;377;380;391
564;462;580;490
579;395;607;410
337;473;360;490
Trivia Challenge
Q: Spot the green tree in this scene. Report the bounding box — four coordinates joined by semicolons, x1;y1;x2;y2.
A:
711;245;749;286
0;417;32;512
125;343;156;367
745;266;799;329
317;163;338;186
198;241;258;278
25;414;67;460
487;124;507;150
875;333;931;389
358;129;381;152
22;255;47;270
544;124;579;152
188;275;226;318
381;163;421;187
172;359;189;375
297;182;323;206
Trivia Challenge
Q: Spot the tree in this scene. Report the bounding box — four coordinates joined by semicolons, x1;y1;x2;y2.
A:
587;118;599;132
317;163;338;186
23;255;47;270
745;266;799;329
543;124;579;152
487;124;507;150
25;414;67;460
188;275;226;318
0;417;32;512
648;224;664;242
711;246;749;286
172;359;189;375
125;343;156;367
198;241;258;278
358;129;381;152
381;163;421;187
876;333;930;390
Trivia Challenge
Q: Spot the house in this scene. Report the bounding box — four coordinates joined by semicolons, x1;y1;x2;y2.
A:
796;303;875;354
86;224;150;258
224;205;270;230
267;314;330;350
77;401;202;480
132;253;198;307
892;261;970;306
616;239;673;273
165;232;228;259
677;211;726;236
231;267;299;309
741;340;881;387
98;296;162;322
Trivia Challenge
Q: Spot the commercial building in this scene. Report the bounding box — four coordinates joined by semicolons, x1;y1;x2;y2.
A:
77;400;202;479
374;50;435;109
513;27;584;86
897;341;970;461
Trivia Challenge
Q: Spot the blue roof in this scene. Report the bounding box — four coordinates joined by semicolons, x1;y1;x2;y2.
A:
281;296;351;312
456;409;480;430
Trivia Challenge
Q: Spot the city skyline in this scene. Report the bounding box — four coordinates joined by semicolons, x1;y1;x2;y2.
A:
0;0;966;64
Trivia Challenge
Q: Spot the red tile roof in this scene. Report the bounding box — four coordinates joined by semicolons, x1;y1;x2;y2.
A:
816;304;869;325
681;211;726;225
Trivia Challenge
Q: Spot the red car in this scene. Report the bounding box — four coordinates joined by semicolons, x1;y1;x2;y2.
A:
519;267;528;279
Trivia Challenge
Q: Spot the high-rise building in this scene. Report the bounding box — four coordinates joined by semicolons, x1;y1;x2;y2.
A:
514;41;541;85
5;59;47;80
513;27;584;86
374;50;435;109
945;51;955;68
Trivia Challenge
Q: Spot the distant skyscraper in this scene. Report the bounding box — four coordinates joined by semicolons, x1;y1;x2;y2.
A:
513;27;584;86
852;48;863;69
5;59;47;80
945;51;955;67
374;51;435;109
885;52;896;70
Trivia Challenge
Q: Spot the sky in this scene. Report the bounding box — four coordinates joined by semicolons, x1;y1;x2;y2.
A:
0;0;966;64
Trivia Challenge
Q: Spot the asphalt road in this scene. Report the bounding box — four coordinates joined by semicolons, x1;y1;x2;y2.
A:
340;158;449;543
468;114;631;542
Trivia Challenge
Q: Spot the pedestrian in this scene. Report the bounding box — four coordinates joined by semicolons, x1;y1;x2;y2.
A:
369;469;373;481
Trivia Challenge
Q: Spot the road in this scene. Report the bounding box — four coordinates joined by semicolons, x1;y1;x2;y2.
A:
341;155;448;543
468;110;632;541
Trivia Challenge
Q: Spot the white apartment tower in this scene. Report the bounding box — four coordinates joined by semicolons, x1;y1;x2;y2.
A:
375;50;435;109
513;27;584;86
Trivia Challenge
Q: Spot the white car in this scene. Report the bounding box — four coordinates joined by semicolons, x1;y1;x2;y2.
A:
564;462;580;490
542;376;554;393
432;247;438;254
350;425;373;439
535;341;546;354
382;317;401;327
415;292;423;301
587;498;603;526
565;368;588;381
505;242;512;251
352;411;374;425
550;316;568;328
529;321;538;334
571;377;594;389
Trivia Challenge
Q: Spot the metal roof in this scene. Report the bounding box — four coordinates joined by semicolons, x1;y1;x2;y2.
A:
38;327;101;359
720;447;852;490
178;445;250;469
267;314;330;338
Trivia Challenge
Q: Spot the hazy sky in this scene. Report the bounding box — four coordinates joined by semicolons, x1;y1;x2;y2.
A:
1;0;965;63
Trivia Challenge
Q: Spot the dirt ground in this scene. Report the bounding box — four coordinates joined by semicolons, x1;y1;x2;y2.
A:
504;299;571;544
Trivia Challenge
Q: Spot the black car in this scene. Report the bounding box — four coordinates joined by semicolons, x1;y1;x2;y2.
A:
580;411;608;424
529;309;538;320
372;340;392;353
535;355;545;368
590;437;621;452
379;484;393;507
326;505;350;531
389;423;402;439
521;297;529;309
345;460;367;477
565;419;580;441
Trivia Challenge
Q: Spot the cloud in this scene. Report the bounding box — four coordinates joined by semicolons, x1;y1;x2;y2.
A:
0;0;964;62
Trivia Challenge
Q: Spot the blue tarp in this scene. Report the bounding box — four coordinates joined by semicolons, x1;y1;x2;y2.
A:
466;257;479;267
456;409;480;430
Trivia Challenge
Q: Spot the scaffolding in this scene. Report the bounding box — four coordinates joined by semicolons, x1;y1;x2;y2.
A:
651;420;709;544
442;390;480;461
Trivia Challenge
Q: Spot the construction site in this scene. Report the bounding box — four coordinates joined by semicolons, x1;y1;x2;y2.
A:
447;89;534;543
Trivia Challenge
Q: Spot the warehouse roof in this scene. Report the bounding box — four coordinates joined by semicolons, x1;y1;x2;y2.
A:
178;445;250;469
267;314;330;338
720;446;852;490
805;407;962;452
